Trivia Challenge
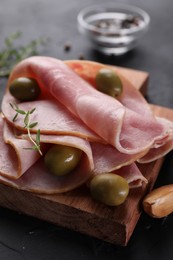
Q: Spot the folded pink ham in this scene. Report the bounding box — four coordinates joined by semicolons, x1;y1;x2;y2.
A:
0;114;147;192
0;56;173;194
4;57;170;155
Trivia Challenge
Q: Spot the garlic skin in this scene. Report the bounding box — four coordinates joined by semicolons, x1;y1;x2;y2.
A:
143;184;173;218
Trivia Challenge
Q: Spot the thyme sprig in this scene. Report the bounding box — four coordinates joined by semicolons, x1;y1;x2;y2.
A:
0;32;47;77
10;103;42;155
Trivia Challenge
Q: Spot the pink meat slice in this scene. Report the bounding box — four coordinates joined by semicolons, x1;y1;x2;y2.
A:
138;117;173;163
0;155;92;193
91;142;146;173
65;60;153;115
111;163;147;188
0;156;145;194
0;116;94;186
0;116;42;179
1;57;173;194
3;56;171;156
2;89;102;142
19;132;148;187
0;114;147;190
91;142;147;187
28;132;94;171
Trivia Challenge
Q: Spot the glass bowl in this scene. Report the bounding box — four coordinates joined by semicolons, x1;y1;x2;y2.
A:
77;3;150;55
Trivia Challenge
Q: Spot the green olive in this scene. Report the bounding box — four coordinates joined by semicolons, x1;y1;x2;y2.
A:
96;68;123;98
9;77;41;101
44;144;83;176
89;173;129;206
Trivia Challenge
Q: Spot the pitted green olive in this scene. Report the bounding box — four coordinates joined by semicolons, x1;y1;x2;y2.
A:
89;173;129;206
96;68;123;98
44;144;83;176
9;77;41;101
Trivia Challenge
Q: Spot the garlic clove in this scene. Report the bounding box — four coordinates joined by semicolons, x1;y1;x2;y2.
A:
143;184;173;218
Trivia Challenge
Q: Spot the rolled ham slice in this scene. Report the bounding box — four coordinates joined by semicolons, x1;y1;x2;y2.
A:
0;117;147;194
66;60;173;159
23;132;148;187
0;114;147;191
1;57;173;195
2;89;102;142
138;117;173;163
0;154;92;194
91;142;145;173
2;56;171;156
0;115;94;191
0;159;145;194
111;163;147;188
0;115;43;179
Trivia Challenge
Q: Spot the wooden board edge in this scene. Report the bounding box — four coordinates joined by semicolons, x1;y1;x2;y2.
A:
0;156;165;246
0;68;170;246
115;66;149;96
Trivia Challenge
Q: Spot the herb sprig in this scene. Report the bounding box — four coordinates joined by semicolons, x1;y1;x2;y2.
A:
0;32;47;77
10;103;42;155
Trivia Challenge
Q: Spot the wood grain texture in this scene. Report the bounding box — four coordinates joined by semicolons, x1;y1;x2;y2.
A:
0;67;171;246
0;156;165;246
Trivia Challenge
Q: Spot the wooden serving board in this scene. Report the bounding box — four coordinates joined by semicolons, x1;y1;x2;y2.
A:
0;68;172;246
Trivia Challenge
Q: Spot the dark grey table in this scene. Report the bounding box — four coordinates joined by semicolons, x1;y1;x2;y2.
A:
0;0;173;259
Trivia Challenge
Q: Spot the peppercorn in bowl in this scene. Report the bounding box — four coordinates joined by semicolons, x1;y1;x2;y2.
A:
77;3;150;55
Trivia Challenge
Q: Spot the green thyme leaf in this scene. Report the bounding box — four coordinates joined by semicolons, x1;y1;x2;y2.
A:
10;103;42;155
32;145;40;151
12;113;18;122
29;122;38;129
10;103;15;109
15;109;26;115
36;129;40;144
0;32;48;77
24;111;30;126
29;108;36;114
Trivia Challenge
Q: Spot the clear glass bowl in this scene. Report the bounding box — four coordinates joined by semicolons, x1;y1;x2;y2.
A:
77;3;150;55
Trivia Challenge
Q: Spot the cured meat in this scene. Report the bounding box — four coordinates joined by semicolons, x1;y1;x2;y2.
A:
0;154;92;194
1;57;173;195
0;116;19;178
0;115;94;188
2;86;102;142
27;131;95;171
28;132;148;187
0;156;144;194
138;117;173;163
0;115;42;179
66;60;173;158
91;142;145;173
111;163;147;188
2;56;171;156
65;60;153;115
0;117;146;192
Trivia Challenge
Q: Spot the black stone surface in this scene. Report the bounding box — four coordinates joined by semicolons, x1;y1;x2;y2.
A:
0;0;173;259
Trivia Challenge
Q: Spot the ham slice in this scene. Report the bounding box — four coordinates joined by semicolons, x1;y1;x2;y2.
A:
138;117;173;163
27;132;94;171
0;115;94;191
0;115;146;192
0;115;43;179
66;60;173;158
91;142;145;173
2;56;171;156
0;114;148;191
1;57;173;195
111;163;147;188
0;160;145;194
27;132;148;187
2;88;102;142
0;154;92;194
